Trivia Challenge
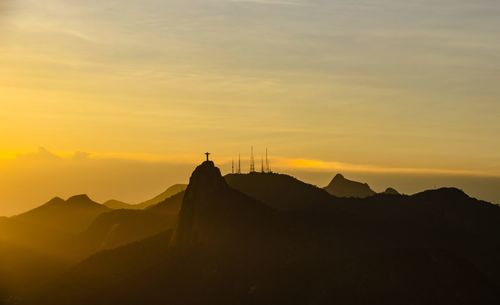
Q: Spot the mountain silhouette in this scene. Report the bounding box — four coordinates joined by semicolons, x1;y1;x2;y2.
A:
104;184;187;210
383;187;400;195
138;184;187;209
324;173;376;198
3;161;500;305
77;209;174;254
13;195;109;233
27;160;500;305
177;161;271;248
76;190;188;257
147;190;185;215
102;199;131;210
0;195;112;264
225;172;332;210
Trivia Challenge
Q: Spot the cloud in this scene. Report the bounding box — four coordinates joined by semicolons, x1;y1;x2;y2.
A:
272;157;500;178
15;147;61;162
73;151;90;161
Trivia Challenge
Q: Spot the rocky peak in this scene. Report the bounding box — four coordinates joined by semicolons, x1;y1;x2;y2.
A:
384;187;401;195
325;173;376;198
66;194;94;205
184;161;228;200
177;161;269;248
177;161;229;246
46;197;65;206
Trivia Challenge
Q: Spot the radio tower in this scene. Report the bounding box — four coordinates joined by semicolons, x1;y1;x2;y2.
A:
232;159;234;174
238;154;241;174
261;155;264;173
266;148;270;173
250;146;255;173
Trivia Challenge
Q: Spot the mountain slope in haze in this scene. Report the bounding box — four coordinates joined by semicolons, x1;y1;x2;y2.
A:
324;174;376;198
104;184;187;210
147;191;185;215
0;195;110;261
0;188;186;262
13;195;109;233
77;210;176;254
102;199;132;210
34;161;500;305
76;191;187;256
138;184;187;209
0;240;71;301
225;172;333;210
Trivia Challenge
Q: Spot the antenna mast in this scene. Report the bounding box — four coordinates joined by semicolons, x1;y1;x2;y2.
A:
266;148;270;173
238;153;241;174
250;146;255;173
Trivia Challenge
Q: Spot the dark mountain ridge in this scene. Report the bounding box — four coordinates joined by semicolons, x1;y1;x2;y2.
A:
104;184;187;210
29;161;500;305
225;172;332;210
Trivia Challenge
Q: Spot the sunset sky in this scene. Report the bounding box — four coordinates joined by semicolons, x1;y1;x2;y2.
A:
1;0;499;215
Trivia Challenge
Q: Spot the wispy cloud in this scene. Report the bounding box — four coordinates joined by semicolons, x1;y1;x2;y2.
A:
273;157;500;178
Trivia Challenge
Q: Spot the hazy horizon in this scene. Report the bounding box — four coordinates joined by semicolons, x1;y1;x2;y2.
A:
0;147;499;216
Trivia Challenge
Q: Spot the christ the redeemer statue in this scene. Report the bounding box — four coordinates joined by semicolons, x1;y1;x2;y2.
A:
205;152;210;161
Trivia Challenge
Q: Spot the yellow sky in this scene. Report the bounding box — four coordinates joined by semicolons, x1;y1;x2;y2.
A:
0;0;499;214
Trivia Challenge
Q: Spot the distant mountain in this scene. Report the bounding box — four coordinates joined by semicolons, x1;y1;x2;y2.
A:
324;174;376;198
147;191;185;215
0;195;111;263
103;199;132;210
0;188;187;264
14;195;109;233
383;187;400;195
225;172;333;210
103;184;187;210
76;191;187;256
77;209;175;254
34;161;500;305
138;184;187;209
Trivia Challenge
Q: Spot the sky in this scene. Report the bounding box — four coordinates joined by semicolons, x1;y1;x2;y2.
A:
0;0;499;215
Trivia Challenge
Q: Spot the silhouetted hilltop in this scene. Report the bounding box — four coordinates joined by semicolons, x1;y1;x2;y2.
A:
14;195;109;233
177;161;271;247
412;187;470;203
103;184;187;210
225;172;332;210
383;187;400;195
324;174;376;198
15;162;500;305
